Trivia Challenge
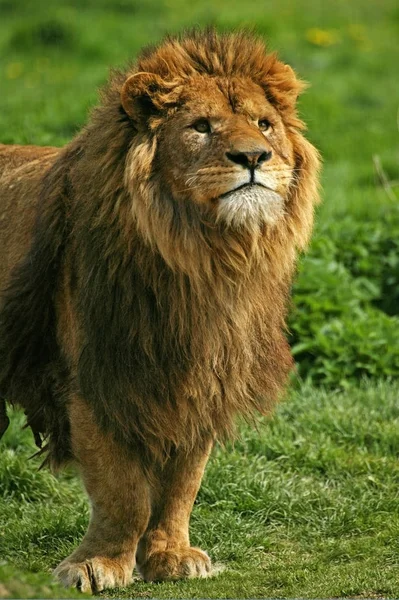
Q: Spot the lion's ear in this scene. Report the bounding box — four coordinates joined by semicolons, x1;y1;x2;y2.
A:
121;72;178;123
264;60;307;116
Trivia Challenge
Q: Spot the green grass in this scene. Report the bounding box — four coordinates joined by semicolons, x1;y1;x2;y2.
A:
1;381;399;598
1;0;398;597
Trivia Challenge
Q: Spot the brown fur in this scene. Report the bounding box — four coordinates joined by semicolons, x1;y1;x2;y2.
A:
0;30;320;592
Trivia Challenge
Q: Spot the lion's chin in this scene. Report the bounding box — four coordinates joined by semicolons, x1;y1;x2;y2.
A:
215;185;285;230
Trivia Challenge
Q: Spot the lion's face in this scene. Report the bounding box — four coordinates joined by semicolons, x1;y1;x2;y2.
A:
122;73;298;231
156;76;294;228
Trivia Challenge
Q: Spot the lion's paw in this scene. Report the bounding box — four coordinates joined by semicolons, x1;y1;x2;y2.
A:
138;547;211;582
54;556;132;593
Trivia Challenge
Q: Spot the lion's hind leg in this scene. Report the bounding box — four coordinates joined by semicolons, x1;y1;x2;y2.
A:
54;396;151;594
136;440;213;582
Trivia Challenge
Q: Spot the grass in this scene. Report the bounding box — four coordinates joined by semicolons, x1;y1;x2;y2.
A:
0;0;398;597
1;381;399;598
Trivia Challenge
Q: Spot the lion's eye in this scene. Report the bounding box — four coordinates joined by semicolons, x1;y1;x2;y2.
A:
258;119;271;132
192;119;211;134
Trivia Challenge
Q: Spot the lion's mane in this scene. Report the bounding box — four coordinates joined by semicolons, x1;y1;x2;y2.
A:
0;30;320;466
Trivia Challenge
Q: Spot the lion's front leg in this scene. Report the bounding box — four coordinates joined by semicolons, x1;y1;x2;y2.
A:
136;440;213;582
54;396;151;593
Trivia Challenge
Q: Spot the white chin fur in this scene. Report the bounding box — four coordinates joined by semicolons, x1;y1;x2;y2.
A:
216;186;285;230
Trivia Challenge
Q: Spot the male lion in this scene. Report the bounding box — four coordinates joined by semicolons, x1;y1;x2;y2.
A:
0;30;319;593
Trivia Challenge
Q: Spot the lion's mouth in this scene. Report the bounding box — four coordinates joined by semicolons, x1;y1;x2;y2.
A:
219;182;274;199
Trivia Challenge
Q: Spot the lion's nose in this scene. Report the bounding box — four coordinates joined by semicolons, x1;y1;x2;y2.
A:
226;149;272;169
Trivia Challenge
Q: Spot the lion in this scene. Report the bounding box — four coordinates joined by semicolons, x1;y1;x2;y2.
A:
0;30;320;593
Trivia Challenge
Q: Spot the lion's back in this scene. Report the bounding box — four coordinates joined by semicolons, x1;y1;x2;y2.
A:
0;143;60;291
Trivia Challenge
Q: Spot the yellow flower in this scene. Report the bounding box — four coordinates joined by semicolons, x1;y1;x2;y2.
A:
306;28;341;47
6;62;24;79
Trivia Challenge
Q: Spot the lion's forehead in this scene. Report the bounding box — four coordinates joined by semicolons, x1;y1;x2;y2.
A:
179;76;274;120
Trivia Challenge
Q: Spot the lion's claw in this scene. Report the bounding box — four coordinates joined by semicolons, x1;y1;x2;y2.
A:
138;547;211;582
54;556;132;593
